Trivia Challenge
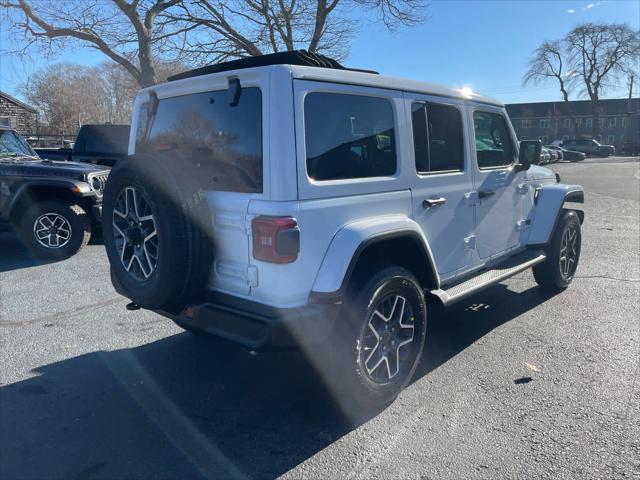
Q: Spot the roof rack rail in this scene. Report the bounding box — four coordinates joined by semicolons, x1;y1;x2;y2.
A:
167;50;378;82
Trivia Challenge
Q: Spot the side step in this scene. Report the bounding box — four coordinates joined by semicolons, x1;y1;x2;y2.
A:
431;250;546;306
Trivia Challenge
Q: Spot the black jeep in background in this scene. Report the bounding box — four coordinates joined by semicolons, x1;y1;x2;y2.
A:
33;124;130;167
72;124;129;167
0;127;109;259
562;138;615;157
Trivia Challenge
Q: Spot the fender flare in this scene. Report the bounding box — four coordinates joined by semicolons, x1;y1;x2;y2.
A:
309;215;439;302
8;179;89;217
528;183;584;246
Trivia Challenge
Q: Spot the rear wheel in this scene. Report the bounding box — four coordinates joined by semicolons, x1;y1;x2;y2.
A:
19;200;90;260
533;210;581;291
312;265;427;414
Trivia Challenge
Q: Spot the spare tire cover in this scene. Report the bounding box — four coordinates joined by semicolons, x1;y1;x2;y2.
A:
102;154;213;313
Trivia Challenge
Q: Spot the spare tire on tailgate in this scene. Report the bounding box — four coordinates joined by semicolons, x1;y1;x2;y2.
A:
102;154;213;313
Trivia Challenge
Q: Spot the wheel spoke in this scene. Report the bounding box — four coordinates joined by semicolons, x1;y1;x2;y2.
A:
114;186;158;281
33;213;72;249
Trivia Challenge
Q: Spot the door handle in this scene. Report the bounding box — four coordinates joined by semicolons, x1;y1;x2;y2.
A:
423;197;447;208
478;190;495;199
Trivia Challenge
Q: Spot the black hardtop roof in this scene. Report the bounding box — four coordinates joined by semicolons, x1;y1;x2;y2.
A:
167;50;378;82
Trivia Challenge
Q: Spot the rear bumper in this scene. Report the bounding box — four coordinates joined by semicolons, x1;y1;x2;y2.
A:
159;292;341;350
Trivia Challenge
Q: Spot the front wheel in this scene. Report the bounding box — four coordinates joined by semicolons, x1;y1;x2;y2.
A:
533;210;581;291
312;265;427;414
19;201;91;260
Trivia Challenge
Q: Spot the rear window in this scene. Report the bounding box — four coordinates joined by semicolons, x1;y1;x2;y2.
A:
138;88;263;193
304;93;397;181
83;125;130;155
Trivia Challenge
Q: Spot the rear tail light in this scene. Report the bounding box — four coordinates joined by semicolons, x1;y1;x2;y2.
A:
251;216;300;264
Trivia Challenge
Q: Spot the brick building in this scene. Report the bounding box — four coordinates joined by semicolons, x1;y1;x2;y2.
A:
0;91;37;135
506;98;639;151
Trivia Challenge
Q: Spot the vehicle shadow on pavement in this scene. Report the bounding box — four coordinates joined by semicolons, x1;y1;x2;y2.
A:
0;282;556;480
0;232;103;273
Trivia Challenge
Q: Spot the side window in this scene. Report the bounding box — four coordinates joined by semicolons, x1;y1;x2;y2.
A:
304;92;396;181
411;102;464;174
473;111;515;169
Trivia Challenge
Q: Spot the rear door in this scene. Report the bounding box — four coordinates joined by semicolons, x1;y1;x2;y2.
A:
138;77;266;296
406;95;476;279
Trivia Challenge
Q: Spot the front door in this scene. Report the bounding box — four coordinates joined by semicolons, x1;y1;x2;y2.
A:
407;97;476;278
471;108;526;259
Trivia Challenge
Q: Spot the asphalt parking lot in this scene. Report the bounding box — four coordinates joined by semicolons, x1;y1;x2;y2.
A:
1;157;639;480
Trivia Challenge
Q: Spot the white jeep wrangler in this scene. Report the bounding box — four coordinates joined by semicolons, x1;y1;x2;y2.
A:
103;51;584;409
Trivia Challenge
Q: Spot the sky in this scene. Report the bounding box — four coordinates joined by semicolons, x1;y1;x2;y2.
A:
0;0;638;105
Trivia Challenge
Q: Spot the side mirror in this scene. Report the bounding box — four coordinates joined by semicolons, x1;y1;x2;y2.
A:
516;140;541;171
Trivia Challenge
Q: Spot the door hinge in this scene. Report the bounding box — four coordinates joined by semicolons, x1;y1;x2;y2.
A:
464;235;477;251
244;214;255;235
247;265;258;287
516;219;532;231
465;191;479;206
215;261;259;287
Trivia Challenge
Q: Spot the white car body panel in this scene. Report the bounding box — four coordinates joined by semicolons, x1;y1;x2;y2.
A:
527;183;584;245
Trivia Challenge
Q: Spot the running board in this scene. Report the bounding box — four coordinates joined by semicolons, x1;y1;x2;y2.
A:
431;250;546;306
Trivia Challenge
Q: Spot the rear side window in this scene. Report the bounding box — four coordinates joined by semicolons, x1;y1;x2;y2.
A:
139;88;263;193
411;102;464;173
473;111;515;168
304;93;397;181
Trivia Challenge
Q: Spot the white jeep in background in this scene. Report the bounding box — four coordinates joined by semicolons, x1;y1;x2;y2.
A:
102;51;584;410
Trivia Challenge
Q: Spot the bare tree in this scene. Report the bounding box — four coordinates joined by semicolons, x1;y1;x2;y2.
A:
566;23;639;137
19;60;187;135
162;0;428;63
1;0;184;87
523;40;580;137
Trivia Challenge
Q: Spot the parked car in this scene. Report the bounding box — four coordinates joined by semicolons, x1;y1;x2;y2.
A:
545;145;563;162
539;147;551;164
562;138;615;157
0;127;109;259
101;51;584;411
547;148;559;163
71;124;130;167
546;145;585;162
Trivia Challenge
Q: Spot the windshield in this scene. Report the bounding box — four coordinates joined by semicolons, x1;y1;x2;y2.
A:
0;130;38;157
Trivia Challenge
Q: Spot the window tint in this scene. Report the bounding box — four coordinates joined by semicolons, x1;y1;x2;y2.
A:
304;93;396;181
84;126;130;154
473;111;515;168
139;88;263;193
411;102;464;173
135;102;149;145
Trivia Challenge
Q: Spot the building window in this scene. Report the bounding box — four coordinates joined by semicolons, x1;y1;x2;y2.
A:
621;117;627;127
584;118;590;128
0;116;16;129
520;119;531;129
607;135;615;145
620;135;625;143
539;118;551;129
564;118;571;128
609;117;616;128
